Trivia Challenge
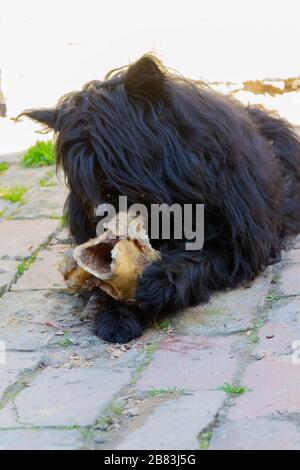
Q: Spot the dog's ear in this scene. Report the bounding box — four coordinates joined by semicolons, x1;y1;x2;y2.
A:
124;55;166;101
19;108;59;130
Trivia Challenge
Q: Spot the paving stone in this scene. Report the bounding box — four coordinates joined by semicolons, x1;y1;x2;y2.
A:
1;154;300;448
281;249;300;263
293;234;300;249
173;272;271;335
0;404;19;428
0;164;51;187
0;429;84;450
0;219;59;259
227;356;300;419
0;351;41;399
254;322;300;358
14;186;67;219
268;296;300;326
12;245;68;291
210;418;300;450
135;335;242;391
0;199;12;215
51;229;72;245
93;347;140;369
0;199;22;219
0;151;24;164
0;290;85;351
14;366;132;426
0;199;7;213
280;263;300;296
0;260;17;296
117;391;225;450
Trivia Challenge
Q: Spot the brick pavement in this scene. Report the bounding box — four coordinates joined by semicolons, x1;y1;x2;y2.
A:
1;153;300;450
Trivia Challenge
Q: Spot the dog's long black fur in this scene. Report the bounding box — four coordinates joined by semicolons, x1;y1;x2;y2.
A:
21;54;300;343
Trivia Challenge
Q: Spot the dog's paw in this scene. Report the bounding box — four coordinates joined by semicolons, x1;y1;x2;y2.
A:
94;303;144;343
135;261;176;315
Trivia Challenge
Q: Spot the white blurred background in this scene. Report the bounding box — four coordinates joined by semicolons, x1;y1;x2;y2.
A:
0;0;300;153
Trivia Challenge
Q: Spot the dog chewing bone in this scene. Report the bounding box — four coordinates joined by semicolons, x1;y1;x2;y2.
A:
58;213;160;301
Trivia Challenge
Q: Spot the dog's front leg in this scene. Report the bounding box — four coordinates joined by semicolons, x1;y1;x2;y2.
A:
84;290;144;343
135;248;216;319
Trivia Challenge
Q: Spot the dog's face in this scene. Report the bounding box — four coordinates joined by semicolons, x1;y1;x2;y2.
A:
22;55;203;243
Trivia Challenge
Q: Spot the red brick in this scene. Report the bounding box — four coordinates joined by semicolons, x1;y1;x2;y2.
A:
117;391;225;450
135;335;241;391
0;220;58;260
255;323;300;357
228;357;300;419
210;418;300;450
12;245;68;291
280;263;300;296
174;272;271;335
282;249;300;264
0;260;17;296
268;297;300;326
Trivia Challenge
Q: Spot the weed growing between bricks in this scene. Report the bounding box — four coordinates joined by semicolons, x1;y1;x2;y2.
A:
130;342;160;385
245;267;281;345
0;362;47;413
198;431;212;450
146;387;182;397
218;383;247;397
17;252;39;275
0;185;28;205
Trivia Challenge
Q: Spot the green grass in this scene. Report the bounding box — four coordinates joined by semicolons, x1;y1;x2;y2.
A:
0;185;28;204
219;382;247;396
199;431;212;450
21;140;55;167
147;387;179;397
17;253;38;275
146;342;159;354
265;292;280;304
57;332;73;347
39;169;57;187
96;416;113;429
80;429;96;440
131;342;160;385
0;162;9;174
248;318;265;343
156;320;172;332
0;209;6;218
94;399;125;431
249;330;260;343
49;213;63;220
108;399;125;416
38;177;56;187
49;213;68;228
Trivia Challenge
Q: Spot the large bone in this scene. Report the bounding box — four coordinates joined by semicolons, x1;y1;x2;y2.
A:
58;213;160;301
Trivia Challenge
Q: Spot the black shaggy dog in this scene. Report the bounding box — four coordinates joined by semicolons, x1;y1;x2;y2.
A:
22;54;300;343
